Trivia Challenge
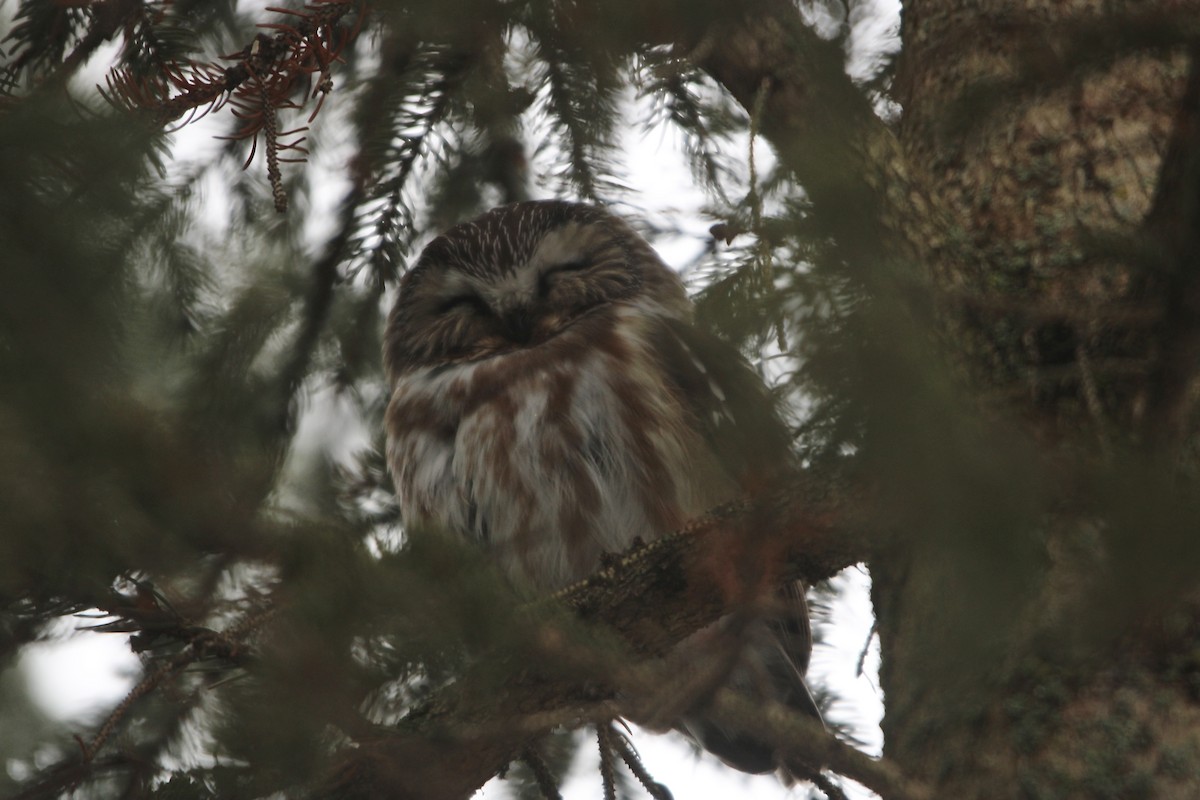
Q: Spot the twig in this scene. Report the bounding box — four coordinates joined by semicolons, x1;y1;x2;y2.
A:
83;603;279;762
706;689;931;800
520;747;563;800
613;730;674;800
82;648;192;762
597;722;618;800
812;772;851;800
855;619;877;678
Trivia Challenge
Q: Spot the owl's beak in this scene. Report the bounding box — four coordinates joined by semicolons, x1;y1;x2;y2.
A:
500;307;536;344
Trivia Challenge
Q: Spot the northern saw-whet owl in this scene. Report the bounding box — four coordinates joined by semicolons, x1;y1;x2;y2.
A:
383;200;820;777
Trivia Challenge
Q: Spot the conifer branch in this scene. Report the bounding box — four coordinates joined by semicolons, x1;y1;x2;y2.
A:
105;1;361;125
100;0;364;209
520;747;564;800
612;729;674;800
313;469;878;800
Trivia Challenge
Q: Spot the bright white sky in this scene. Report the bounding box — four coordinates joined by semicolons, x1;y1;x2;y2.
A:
9;1;900;797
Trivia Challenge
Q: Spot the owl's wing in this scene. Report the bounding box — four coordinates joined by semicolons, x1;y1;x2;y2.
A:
654;320;824;775
652;318;794;491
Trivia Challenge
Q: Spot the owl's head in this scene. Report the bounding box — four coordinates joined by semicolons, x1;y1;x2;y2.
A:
384;201;689;377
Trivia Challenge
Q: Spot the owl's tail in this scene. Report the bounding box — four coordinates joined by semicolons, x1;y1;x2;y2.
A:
677;581;824;780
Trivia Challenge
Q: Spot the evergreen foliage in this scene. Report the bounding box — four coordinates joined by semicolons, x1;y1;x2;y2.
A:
1;3;860;796
4;1;1200;799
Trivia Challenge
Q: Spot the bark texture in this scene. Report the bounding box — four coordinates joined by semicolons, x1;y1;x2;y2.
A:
877;2;1200;797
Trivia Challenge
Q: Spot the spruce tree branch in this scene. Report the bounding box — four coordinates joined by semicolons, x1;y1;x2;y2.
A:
11;605;278;800
10;755;139;800
153;2;359;124
272;188;358;434
612;730;673;800
659;0;966;285
311;469;878;800
519;747;565;800
6;0;136;80
57;0;140;78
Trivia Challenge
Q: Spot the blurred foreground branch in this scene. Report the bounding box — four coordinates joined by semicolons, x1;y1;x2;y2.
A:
314;468;892;800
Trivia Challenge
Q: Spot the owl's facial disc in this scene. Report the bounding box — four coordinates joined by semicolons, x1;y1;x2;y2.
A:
385;201;696;380
431;223;609;347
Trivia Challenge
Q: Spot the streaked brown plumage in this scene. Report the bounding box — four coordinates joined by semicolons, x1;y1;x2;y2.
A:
383;200;819;776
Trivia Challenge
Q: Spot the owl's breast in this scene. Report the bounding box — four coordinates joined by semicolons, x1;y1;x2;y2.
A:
385;306;735;590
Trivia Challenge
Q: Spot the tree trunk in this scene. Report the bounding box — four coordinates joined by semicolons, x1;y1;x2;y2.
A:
874;2;1200;797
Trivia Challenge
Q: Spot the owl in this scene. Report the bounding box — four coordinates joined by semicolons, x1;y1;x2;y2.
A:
383;200;820;776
